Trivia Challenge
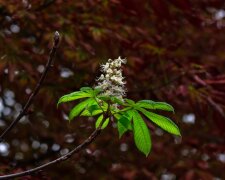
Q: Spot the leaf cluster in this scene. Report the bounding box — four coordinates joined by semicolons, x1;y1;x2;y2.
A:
58;87;181;156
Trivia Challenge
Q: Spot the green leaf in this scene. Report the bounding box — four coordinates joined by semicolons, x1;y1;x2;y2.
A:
101;118;110;129
115;113;132;138
132;110;151;156
81;109;102;116
119;107;132;113
125;110;134;118
97;95;111;101
112;107;132;117
139;108;180;136
117;122;127;138
112;107;131;117
93;87;102;95
80;99;107;116
110;96;125;105
137;100;174;112
95;114;103;128
58;91;91;106
125;99;136;106
87;104;100;115
69;98;95;121
80;87;93;91
95;115;109;129
80;87;102;97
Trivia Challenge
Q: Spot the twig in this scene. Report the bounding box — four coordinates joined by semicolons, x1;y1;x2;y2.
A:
0;31;60;142
0;128;101;179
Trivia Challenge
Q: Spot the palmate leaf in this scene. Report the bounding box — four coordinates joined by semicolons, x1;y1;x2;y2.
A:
139;108;180;136
136;100;174;112
57;91;92;106
132;110;151;156
69;98;95;121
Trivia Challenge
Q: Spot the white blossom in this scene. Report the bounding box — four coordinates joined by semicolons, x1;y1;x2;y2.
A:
96;57;126;100
98;74;104;80
106;68;113;74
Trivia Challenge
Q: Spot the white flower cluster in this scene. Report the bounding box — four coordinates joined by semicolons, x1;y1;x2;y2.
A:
96;56;126;100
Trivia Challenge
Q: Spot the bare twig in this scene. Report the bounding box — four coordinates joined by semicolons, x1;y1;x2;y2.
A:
0;31;60;142
0;128;101;179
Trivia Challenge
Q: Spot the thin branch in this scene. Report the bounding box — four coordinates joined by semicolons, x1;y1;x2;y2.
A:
0;31;60;142
0;128;101;179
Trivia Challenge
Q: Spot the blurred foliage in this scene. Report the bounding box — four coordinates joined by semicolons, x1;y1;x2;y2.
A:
0;0;225;179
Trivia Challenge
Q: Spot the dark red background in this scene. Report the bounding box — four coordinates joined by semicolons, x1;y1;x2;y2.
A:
0;0;225;179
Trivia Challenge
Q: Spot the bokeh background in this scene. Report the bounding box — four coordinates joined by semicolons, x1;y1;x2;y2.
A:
1;0;225;179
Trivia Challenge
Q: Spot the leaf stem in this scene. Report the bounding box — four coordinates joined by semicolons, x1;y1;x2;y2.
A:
94;97;107;117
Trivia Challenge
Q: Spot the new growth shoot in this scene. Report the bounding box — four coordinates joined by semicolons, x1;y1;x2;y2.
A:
58;57;181;156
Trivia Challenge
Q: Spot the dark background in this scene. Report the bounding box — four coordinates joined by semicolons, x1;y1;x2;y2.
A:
0;0;225;179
